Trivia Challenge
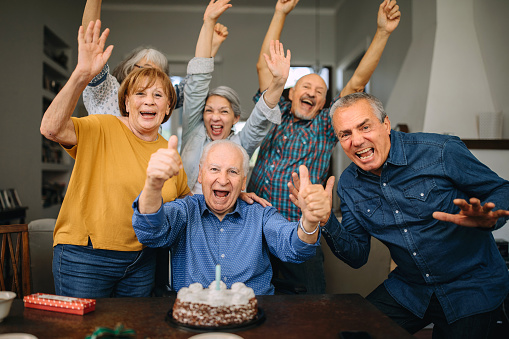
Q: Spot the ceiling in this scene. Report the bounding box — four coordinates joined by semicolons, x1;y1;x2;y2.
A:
103;0;341;10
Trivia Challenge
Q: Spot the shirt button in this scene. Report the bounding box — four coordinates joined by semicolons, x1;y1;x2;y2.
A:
383;183;387;186
367;209;370;213
395;210;399;214
404;229;408;232
426;274;430;277
224;277;228;281
220;228;224;232
271;164;274;168
303;141;306;145
221;254;225;258
283;136;287;140
420;193;424;197
277;150;280;154
265;180;269;184
413;252;417;256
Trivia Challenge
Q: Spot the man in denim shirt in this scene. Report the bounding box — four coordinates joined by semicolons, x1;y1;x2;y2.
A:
322;92;509;338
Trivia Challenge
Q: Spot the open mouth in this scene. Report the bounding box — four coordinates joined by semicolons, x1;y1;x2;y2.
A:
301;98;315;109
356;148;374;160
210;125;224;136
140;111;157;117
213;190;230;198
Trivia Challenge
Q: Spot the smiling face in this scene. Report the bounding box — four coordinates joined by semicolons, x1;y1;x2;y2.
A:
125;78;171;139
203;95;240;141
288;74;327;121
333;99;392;176
198;143;247;221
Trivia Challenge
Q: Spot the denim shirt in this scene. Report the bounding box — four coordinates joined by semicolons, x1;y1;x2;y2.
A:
132;195;319;295
322;130;509;323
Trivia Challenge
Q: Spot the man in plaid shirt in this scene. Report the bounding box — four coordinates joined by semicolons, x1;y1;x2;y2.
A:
247;0;401;293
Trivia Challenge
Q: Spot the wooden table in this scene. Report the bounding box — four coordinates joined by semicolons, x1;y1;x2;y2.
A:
0;294;413;338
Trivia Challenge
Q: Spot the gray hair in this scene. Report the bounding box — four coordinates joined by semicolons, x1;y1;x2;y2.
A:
329;92;387;123
207;86;243;118
112;47;169;84
200;140;250;177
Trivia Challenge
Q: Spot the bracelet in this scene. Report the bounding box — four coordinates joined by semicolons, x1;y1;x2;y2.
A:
299;219;320;235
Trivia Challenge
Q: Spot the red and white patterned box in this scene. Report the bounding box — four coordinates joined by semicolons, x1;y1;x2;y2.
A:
23;293;96;315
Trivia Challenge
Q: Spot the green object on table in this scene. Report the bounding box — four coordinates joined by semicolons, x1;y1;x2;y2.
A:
85;323;136;339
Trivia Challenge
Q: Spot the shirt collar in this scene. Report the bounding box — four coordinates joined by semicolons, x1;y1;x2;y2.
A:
386;130;407;166
198;195;243;220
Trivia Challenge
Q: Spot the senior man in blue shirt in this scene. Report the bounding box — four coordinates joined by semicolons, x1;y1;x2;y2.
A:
317;92;509;338
132;137;330;295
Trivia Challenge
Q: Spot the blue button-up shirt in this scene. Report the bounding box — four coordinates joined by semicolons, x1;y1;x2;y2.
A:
132;195;319;295
322;130;509;323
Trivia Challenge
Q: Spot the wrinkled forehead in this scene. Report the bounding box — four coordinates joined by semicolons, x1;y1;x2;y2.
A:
295;74;327;90
333;100;366;121
206;144;244;169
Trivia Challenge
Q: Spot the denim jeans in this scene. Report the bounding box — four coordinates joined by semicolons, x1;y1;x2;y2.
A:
53;241;156;298
366;283;501;339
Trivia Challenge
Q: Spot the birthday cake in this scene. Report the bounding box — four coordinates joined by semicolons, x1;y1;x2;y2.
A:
172;281;258;327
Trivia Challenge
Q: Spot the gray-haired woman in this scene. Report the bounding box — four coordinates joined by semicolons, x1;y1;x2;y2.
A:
181;5;290;194
80;0;184;117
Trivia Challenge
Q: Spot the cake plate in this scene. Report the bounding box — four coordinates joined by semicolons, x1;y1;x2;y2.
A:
166;308;265;333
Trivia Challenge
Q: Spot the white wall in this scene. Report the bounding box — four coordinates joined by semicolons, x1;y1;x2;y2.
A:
101;5;335;119
423;0;497;138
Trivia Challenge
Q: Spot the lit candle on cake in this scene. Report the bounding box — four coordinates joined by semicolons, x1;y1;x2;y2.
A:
215;264;221;290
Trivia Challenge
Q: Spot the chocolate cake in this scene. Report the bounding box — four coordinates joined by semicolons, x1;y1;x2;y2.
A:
172;281;258;327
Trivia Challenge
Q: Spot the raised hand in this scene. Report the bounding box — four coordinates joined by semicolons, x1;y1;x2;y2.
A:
298;165;332;232
289;171;334;223
263;40;291;84
378;0;401;34
203;0;232;23
211;23;229;57
76;20;113;81
275;0;299;15
432;197;509;229
145;135;183;191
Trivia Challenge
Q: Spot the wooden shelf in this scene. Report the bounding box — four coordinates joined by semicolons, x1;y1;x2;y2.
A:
461;139;509;150
41;27;72;215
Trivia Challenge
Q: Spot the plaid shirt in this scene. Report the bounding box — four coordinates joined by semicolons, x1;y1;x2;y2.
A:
247;91;339;222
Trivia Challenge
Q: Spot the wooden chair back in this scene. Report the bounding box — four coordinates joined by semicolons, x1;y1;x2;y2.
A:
0;224;31;298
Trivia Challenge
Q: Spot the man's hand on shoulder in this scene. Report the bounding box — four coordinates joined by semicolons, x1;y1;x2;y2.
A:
239;192;272;208
433;197;509;229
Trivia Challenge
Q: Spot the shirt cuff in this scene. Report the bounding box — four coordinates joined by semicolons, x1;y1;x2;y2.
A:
187;57;215;75
292;222;321;248
320;212;343;240
88;63;110;87
257;91;282;125
132;194;166;225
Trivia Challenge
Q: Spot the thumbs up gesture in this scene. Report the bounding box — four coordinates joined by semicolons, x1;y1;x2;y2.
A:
297;165;332;240
139;135;183;214
145;135;183;191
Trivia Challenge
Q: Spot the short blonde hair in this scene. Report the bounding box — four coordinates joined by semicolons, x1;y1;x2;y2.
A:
118;67;176;124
